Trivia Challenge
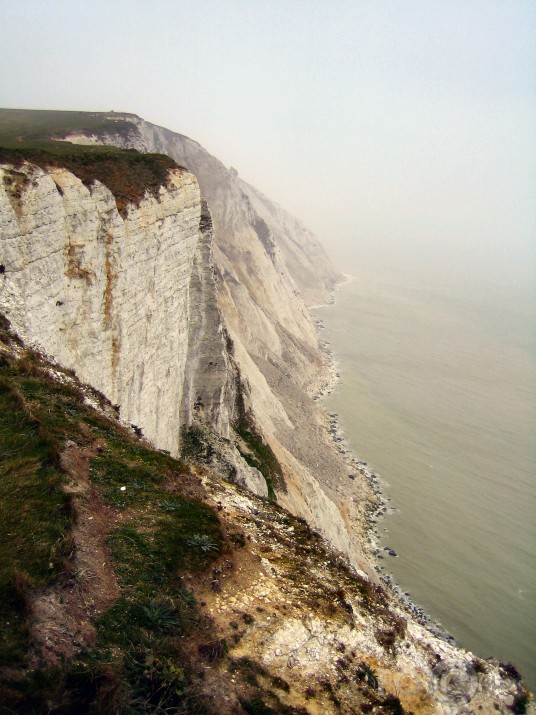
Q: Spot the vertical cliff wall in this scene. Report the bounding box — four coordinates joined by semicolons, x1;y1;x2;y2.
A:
0;161;235;456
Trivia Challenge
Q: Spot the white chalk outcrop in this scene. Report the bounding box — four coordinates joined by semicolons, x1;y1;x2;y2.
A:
0;162;235;458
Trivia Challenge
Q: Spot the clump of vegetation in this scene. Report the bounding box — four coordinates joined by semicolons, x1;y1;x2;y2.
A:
235;418;284;501
0;146;180;217
381;693;406;714
511;692;530;714
355;663;379;690
197;638;228;663
231;368;285;500
181;424;214;462
186;533;220;553
500;662;522;682
471;657;488;674
375;616;407;652
229;530;247;547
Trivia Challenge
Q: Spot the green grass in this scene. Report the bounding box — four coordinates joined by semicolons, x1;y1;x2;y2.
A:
0;376;72;666
0;320;224;713
235;420;284;501
83;485;222;713
232;369;284;500
0;108;137;150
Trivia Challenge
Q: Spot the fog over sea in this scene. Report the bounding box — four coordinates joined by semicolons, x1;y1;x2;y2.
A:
313;270;536;689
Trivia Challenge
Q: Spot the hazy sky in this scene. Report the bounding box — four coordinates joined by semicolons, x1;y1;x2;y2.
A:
1;0;535;289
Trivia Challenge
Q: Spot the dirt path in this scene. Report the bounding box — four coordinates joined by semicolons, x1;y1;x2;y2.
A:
29;439;120;666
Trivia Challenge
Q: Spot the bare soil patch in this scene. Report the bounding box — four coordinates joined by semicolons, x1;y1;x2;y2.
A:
29;439;120;666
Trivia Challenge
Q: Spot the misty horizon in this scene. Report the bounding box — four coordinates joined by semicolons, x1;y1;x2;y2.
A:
1;1;535;293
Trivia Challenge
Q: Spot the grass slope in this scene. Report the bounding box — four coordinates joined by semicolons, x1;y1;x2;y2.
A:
0;108;136;150
0;318;224;714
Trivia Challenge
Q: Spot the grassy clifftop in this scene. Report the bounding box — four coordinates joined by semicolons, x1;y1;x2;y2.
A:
0;108;137;150
0;109;183;215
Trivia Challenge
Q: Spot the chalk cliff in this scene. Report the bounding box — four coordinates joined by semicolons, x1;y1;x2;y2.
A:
0;163;225;451
57;115;375;572
1;113;375;574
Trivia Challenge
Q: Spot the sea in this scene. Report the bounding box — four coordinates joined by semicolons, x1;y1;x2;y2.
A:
312;273;536;691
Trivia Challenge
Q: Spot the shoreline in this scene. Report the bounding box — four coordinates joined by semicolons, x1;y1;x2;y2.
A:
310;276;457;645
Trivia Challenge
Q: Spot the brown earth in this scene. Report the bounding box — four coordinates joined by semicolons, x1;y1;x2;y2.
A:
29;437;120;667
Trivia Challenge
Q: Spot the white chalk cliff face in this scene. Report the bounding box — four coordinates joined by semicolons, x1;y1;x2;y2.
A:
59;117;375;570
0;163;235;457
0;117;375;574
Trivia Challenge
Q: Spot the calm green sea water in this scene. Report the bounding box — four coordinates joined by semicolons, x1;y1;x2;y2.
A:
314;276;536;689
